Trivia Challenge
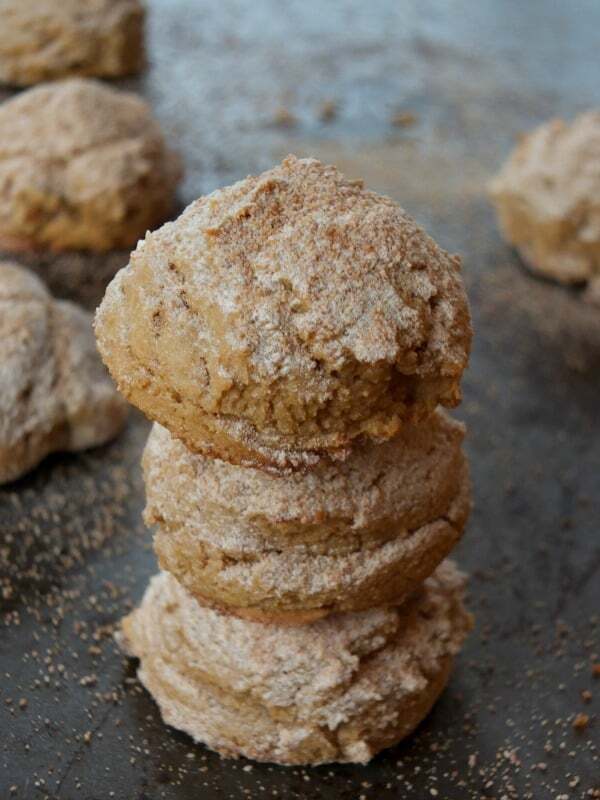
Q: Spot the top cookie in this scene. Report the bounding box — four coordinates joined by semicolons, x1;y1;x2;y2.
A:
96;156;472;471
489;111;600;286
0;0;145;86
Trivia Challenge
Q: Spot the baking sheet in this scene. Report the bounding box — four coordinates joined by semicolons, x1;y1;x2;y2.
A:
1;1;599;797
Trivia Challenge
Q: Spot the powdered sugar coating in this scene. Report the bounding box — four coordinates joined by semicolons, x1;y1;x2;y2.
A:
119;561;472;764
143;408;471;620
143;409;467;550
152;471;469;622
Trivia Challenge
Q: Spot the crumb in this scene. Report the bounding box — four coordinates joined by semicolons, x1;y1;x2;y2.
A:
272;107;296;127
572;713;590;731
318;100;337;122
391;110;417;128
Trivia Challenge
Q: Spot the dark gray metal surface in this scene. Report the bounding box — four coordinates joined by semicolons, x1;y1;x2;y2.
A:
1;1;599;797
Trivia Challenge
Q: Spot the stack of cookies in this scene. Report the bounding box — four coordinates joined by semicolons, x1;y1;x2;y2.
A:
95;156;474;765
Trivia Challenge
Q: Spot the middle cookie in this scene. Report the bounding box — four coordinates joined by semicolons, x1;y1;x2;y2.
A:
143;409;471;624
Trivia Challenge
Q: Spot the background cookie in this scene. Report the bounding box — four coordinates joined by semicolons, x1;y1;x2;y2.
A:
119;561;473;765
0;0;145;86
96;156;471;471
0;79;181;252
0;261;128;484
489;111;600;289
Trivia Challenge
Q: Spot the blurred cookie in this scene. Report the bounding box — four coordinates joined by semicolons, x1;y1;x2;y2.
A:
96;156;471;471
489;112;600;286
119;561;473;765
143;411;471;622
0;261;128;484
0;79;181;252
0;0;145;86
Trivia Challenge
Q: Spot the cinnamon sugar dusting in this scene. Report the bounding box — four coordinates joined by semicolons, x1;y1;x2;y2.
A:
146;154;470;374
143;410;467;550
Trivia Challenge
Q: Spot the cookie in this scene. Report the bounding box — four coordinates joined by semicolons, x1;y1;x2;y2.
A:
152;471;469;623
0;261;128;484
0;79;181;252
489;112;600;286
95;155;472;471
119;561;473;765
144;409;466;551
143;411;471;622
0;0;145;86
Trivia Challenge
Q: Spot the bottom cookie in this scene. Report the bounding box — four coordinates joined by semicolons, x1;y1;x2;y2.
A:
118;561;472;766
